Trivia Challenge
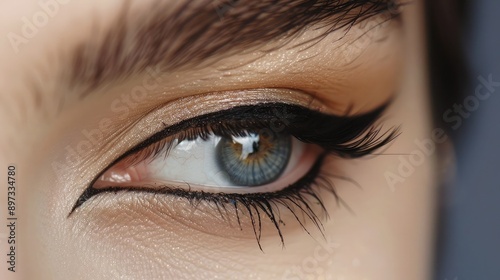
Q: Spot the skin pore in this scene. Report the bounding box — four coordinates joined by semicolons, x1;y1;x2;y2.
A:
0;0;435;279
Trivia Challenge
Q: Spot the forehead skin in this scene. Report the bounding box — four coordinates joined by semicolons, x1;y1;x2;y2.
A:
0;1;435;280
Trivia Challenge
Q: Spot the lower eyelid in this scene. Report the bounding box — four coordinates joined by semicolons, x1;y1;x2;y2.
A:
72;148;349;251
77;157;337;246
79;190;315;245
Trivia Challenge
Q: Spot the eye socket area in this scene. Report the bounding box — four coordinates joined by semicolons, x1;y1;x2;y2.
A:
93;130;324;194
70;102;396;248
87;100;396;201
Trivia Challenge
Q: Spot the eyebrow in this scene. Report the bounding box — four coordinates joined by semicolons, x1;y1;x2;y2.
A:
67;0;399;96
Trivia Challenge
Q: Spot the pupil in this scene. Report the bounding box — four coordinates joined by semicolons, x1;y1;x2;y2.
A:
252;141;259;155
217;131;292;186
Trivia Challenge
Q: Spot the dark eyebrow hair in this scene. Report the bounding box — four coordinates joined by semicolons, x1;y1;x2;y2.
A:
67;0;399;96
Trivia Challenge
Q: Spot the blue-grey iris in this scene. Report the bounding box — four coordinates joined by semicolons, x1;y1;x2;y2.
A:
217;131;292;186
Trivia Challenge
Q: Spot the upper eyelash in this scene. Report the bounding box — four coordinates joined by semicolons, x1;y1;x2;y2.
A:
69;101;399;249
113;102;399;167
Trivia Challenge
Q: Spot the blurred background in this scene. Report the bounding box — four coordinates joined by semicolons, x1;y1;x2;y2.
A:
434;0;500;279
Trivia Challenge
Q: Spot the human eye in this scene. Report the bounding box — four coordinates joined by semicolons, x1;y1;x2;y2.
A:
70;99;398;249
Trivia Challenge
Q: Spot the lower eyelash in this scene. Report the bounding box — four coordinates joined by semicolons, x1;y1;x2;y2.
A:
71;153;344;250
